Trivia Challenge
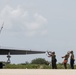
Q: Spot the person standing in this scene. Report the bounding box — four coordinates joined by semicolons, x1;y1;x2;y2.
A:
70;51;75;69
47;51;57;69
62;52;70;69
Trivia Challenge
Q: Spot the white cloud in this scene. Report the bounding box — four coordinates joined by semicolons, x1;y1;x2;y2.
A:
0;5;48;37
34;13;47;25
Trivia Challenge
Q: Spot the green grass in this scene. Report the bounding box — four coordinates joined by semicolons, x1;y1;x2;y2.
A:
4;64;76;69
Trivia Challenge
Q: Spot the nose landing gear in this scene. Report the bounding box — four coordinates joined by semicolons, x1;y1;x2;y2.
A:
7;52;11;64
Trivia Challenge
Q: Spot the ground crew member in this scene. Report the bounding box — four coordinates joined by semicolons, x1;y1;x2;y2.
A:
47;51;57;69
62;52;70;69
70;51;75;69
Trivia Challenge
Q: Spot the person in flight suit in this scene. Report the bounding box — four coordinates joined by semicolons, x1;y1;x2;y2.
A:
70;51;75;69
47;51;57;69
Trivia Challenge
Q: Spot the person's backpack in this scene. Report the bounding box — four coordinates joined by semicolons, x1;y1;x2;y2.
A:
55;58;57;62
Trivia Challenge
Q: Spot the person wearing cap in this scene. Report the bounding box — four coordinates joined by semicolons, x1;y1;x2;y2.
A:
70;51;75;69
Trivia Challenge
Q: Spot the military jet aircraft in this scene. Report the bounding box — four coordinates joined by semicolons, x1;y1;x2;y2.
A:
0;23;45;69
0;23;45;63
0;47;45;63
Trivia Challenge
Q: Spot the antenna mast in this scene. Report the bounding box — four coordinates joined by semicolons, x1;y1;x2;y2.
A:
0;22;4;34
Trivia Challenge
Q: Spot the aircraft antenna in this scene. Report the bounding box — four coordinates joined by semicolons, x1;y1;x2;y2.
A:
0;22;4;34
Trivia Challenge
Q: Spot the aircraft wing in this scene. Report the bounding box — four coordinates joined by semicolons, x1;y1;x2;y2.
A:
0;48;45;55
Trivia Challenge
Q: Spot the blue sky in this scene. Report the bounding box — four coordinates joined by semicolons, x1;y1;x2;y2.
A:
0;0;76;64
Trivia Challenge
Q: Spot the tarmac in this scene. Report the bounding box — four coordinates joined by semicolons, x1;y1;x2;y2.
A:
0;69;76;75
